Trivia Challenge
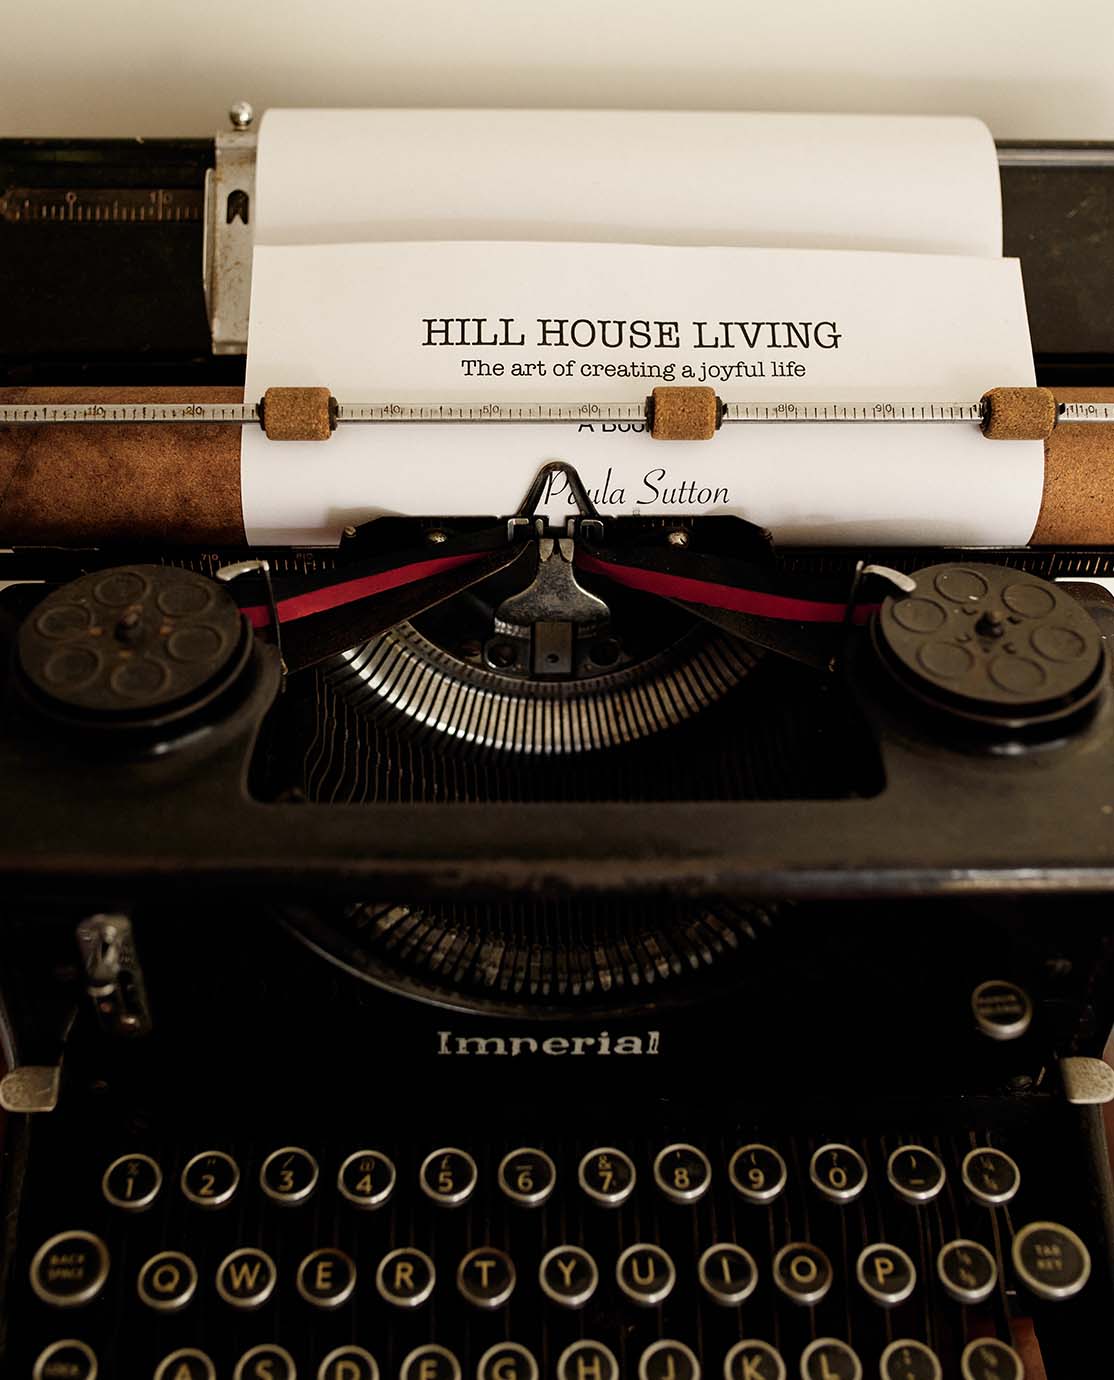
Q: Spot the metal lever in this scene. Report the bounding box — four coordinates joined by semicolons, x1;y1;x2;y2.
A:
1060;1057;1114;1104
0;1065;62;1114
75;914;152;1038
495;537;610;677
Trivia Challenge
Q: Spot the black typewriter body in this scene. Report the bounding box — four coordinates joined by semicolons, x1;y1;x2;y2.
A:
2;138;1114;1380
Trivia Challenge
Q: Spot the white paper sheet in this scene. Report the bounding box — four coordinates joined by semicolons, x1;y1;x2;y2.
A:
241;241;1042;546
254;109;1002;259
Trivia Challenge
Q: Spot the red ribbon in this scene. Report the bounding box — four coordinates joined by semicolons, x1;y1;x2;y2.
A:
575;551;878;625
239;552;488;629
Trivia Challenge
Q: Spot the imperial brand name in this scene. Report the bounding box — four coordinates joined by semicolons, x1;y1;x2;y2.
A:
436;1030;661;1056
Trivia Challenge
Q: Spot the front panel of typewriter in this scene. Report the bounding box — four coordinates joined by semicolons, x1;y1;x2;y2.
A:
3;536;1114;1380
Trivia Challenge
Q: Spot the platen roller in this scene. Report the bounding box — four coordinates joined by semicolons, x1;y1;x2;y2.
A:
2;387;1113;545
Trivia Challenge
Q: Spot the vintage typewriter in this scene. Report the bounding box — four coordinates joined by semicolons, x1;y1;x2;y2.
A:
1;116;1114;1380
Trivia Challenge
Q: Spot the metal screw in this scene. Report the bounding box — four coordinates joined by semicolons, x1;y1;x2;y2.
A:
342;525;357;539
427;529;448;544
667;529;689;547
976;610;1006;639
114;610;144;645
229;101;255;130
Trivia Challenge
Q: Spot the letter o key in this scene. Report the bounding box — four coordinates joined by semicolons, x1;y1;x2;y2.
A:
772;1242;833;1306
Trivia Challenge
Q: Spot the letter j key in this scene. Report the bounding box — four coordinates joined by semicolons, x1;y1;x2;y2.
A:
639;1341;701;1380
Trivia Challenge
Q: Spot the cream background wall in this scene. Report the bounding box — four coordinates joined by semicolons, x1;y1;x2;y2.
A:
2;0;1112;140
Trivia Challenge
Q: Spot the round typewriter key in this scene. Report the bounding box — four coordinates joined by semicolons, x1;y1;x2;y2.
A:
936;1238;997;1303
260;1145;319;1205
961;1146;1020;1205
419;1147;478;1206
539;1244;598;1308
319;1348;378;1380
855;1243;916;1306
728;1143;787;1204
1012;1219;1091;1299
639;1341;700;1380
400;1346;461;1380
971;980;1032;1041
102;1152;162;1211
297;1247;357;1308
181;1149;239;1207
338;1148;396;1208
578;1146;636;1206
799;1340;862;1380
498;1147;556;1206
879;1340;942;1380
33;1340;98;1380
30;1230;110;1307
137;1250;198;1312
234;1345;297;1380
697;1243;758;1305
557;1342;619;1380
616;1242;676;1306
772;1241;832;1306
724;1341;785;1380
960;1339;1023;1380
215;1247;277;1309
653;1143;711;1203
809;1143;868;1203
887;1145;945;1203
155;1351;216;1380
457;1246;516;1308
477;1343;539;1380
376;1246;435;1307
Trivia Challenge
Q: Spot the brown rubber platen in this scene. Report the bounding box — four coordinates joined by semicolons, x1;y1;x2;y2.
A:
0;387;246;545
4;384;1114;547
651;386;719;440
1031;388;1114;543
981;386;1058;440
262;386;333;441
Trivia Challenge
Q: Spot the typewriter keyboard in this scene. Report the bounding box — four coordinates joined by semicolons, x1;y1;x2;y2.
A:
9;1122;1102;1380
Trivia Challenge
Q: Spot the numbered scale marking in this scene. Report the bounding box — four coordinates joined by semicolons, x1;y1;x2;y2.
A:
1;186;205;226
2;399;1110;427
